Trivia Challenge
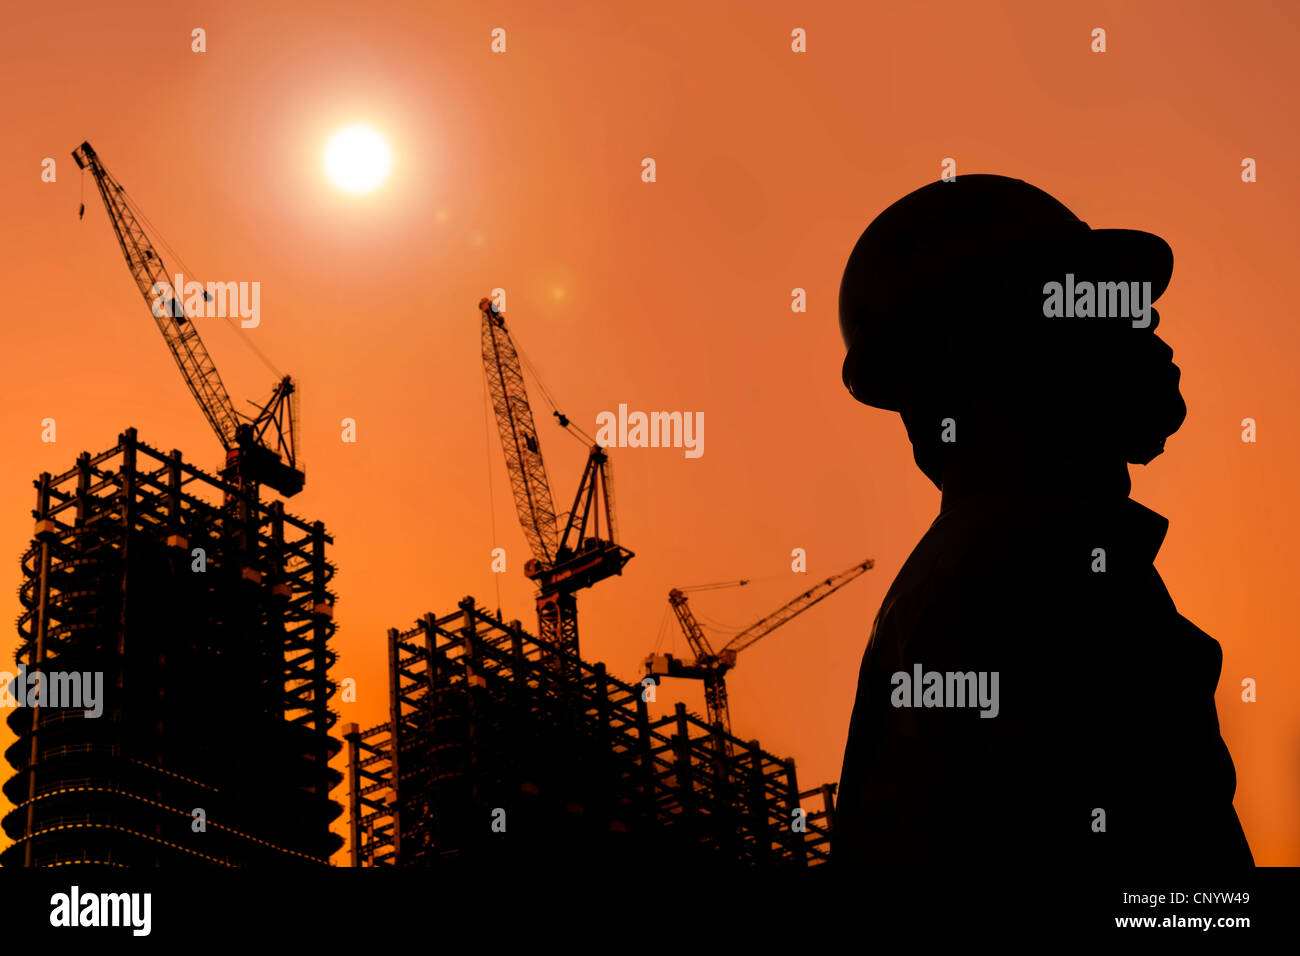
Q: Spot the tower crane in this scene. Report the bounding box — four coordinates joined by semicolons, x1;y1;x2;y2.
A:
645;558;874;744
478;296;633;657
72;141;303;497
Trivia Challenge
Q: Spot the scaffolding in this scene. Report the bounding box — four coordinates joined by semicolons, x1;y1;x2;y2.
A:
346;596;835;868
2;428;342;867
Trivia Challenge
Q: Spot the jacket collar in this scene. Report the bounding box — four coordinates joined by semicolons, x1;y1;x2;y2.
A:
936;494;1169;567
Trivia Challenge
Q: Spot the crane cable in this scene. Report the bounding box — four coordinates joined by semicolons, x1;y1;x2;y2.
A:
694;611;749;634
482;363;504;617
669;572;818;635
674;578;750;634
95;175;285;384
651;601;674;654
503;321;598;533
508;328;594;447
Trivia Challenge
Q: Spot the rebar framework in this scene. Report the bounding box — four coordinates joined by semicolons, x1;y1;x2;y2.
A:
2;428;342;867
346;597;835;869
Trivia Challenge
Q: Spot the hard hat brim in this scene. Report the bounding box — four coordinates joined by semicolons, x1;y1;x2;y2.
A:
841;227;1174;412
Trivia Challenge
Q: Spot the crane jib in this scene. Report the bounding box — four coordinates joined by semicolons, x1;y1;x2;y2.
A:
648;558;874;742
476;295;633;659
481;308;560;564
73;140;305;497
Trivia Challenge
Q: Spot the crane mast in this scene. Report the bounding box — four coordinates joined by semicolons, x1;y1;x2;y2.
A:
479;297;633;658
73;141;303;497
646;558;875;743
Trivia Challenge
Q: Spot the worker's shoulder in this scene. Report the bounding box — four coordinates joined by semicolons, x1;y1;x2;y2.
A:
887;505;1035;594
868;518;985;645
869;506;1057;649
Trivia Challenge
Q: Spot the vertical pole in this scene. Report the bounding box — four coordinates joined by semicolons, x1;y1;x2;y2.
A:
421;613;439;700
710;717;737;861
458;599;483;829
308;518;332;844
673;703;694;846
820;782;837;836
344;723;361;867
167;449;183;535
784;757;806;866
118;437;135;714
636;694;656;828
387;627;402;863
459;597;478;669
593;662;611;829
120;435;154;847
510;625;524;673
23;473;54;867
746;741;769;866
310;522;329;746
268;504;286;722
419;612;444;859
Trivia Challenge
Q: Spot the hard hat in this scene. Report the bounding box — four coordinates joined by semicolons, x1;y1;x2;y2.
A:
838;175;1173;412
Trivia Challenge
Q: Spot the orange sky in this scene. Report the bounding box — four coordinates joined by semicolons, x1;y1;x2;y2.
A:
1;0;1297;865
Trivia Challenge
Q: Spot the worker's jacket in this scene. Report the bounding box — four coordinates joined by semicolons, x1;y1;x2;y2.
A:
833;496;1253;870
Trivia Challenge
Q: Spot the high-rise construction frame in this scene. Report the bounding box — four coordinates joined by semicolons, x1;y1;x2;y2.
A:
2;428;342;867
346;596;836;868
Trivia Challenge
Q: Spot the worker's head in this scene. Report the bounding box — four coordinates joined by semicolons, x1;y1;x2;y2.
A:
838;175;1186;489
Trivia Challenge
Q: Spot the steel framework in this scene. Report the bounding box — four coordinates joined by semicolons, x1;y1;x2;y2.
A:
346;597;835;869
2;428;341;867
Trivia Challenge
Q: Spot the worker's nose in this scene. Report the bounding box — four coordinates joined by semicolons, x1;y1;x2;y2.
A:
1142;309;1173;359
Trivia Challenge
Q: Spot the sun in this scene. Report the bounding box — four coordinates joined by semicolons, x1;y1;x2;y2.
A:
323;125;392;195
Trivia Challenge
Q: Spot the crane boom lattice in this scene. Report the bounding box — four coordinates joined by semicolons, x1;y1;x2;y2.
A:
73;141;241;449
480;300;560;565
478;297;633;658
723;559;875;654
73;140;304;497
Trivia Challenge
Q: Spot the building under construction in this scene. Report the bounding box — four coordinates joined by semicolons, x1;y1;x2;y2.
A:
337;298;843;872
2;428;342;867
346;596;836;869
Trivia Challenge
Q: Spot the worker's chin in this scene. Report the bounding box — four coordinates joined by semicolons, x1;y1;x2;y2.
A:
1123;386;1187;466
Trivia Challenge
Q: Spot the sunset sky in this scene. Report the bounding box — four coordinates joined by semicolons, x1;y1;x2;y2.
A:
1;0;1297;865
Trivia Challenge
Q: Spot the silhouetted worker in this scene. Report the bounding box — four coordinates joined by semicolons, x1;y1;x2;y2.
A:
833;175;1252;871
